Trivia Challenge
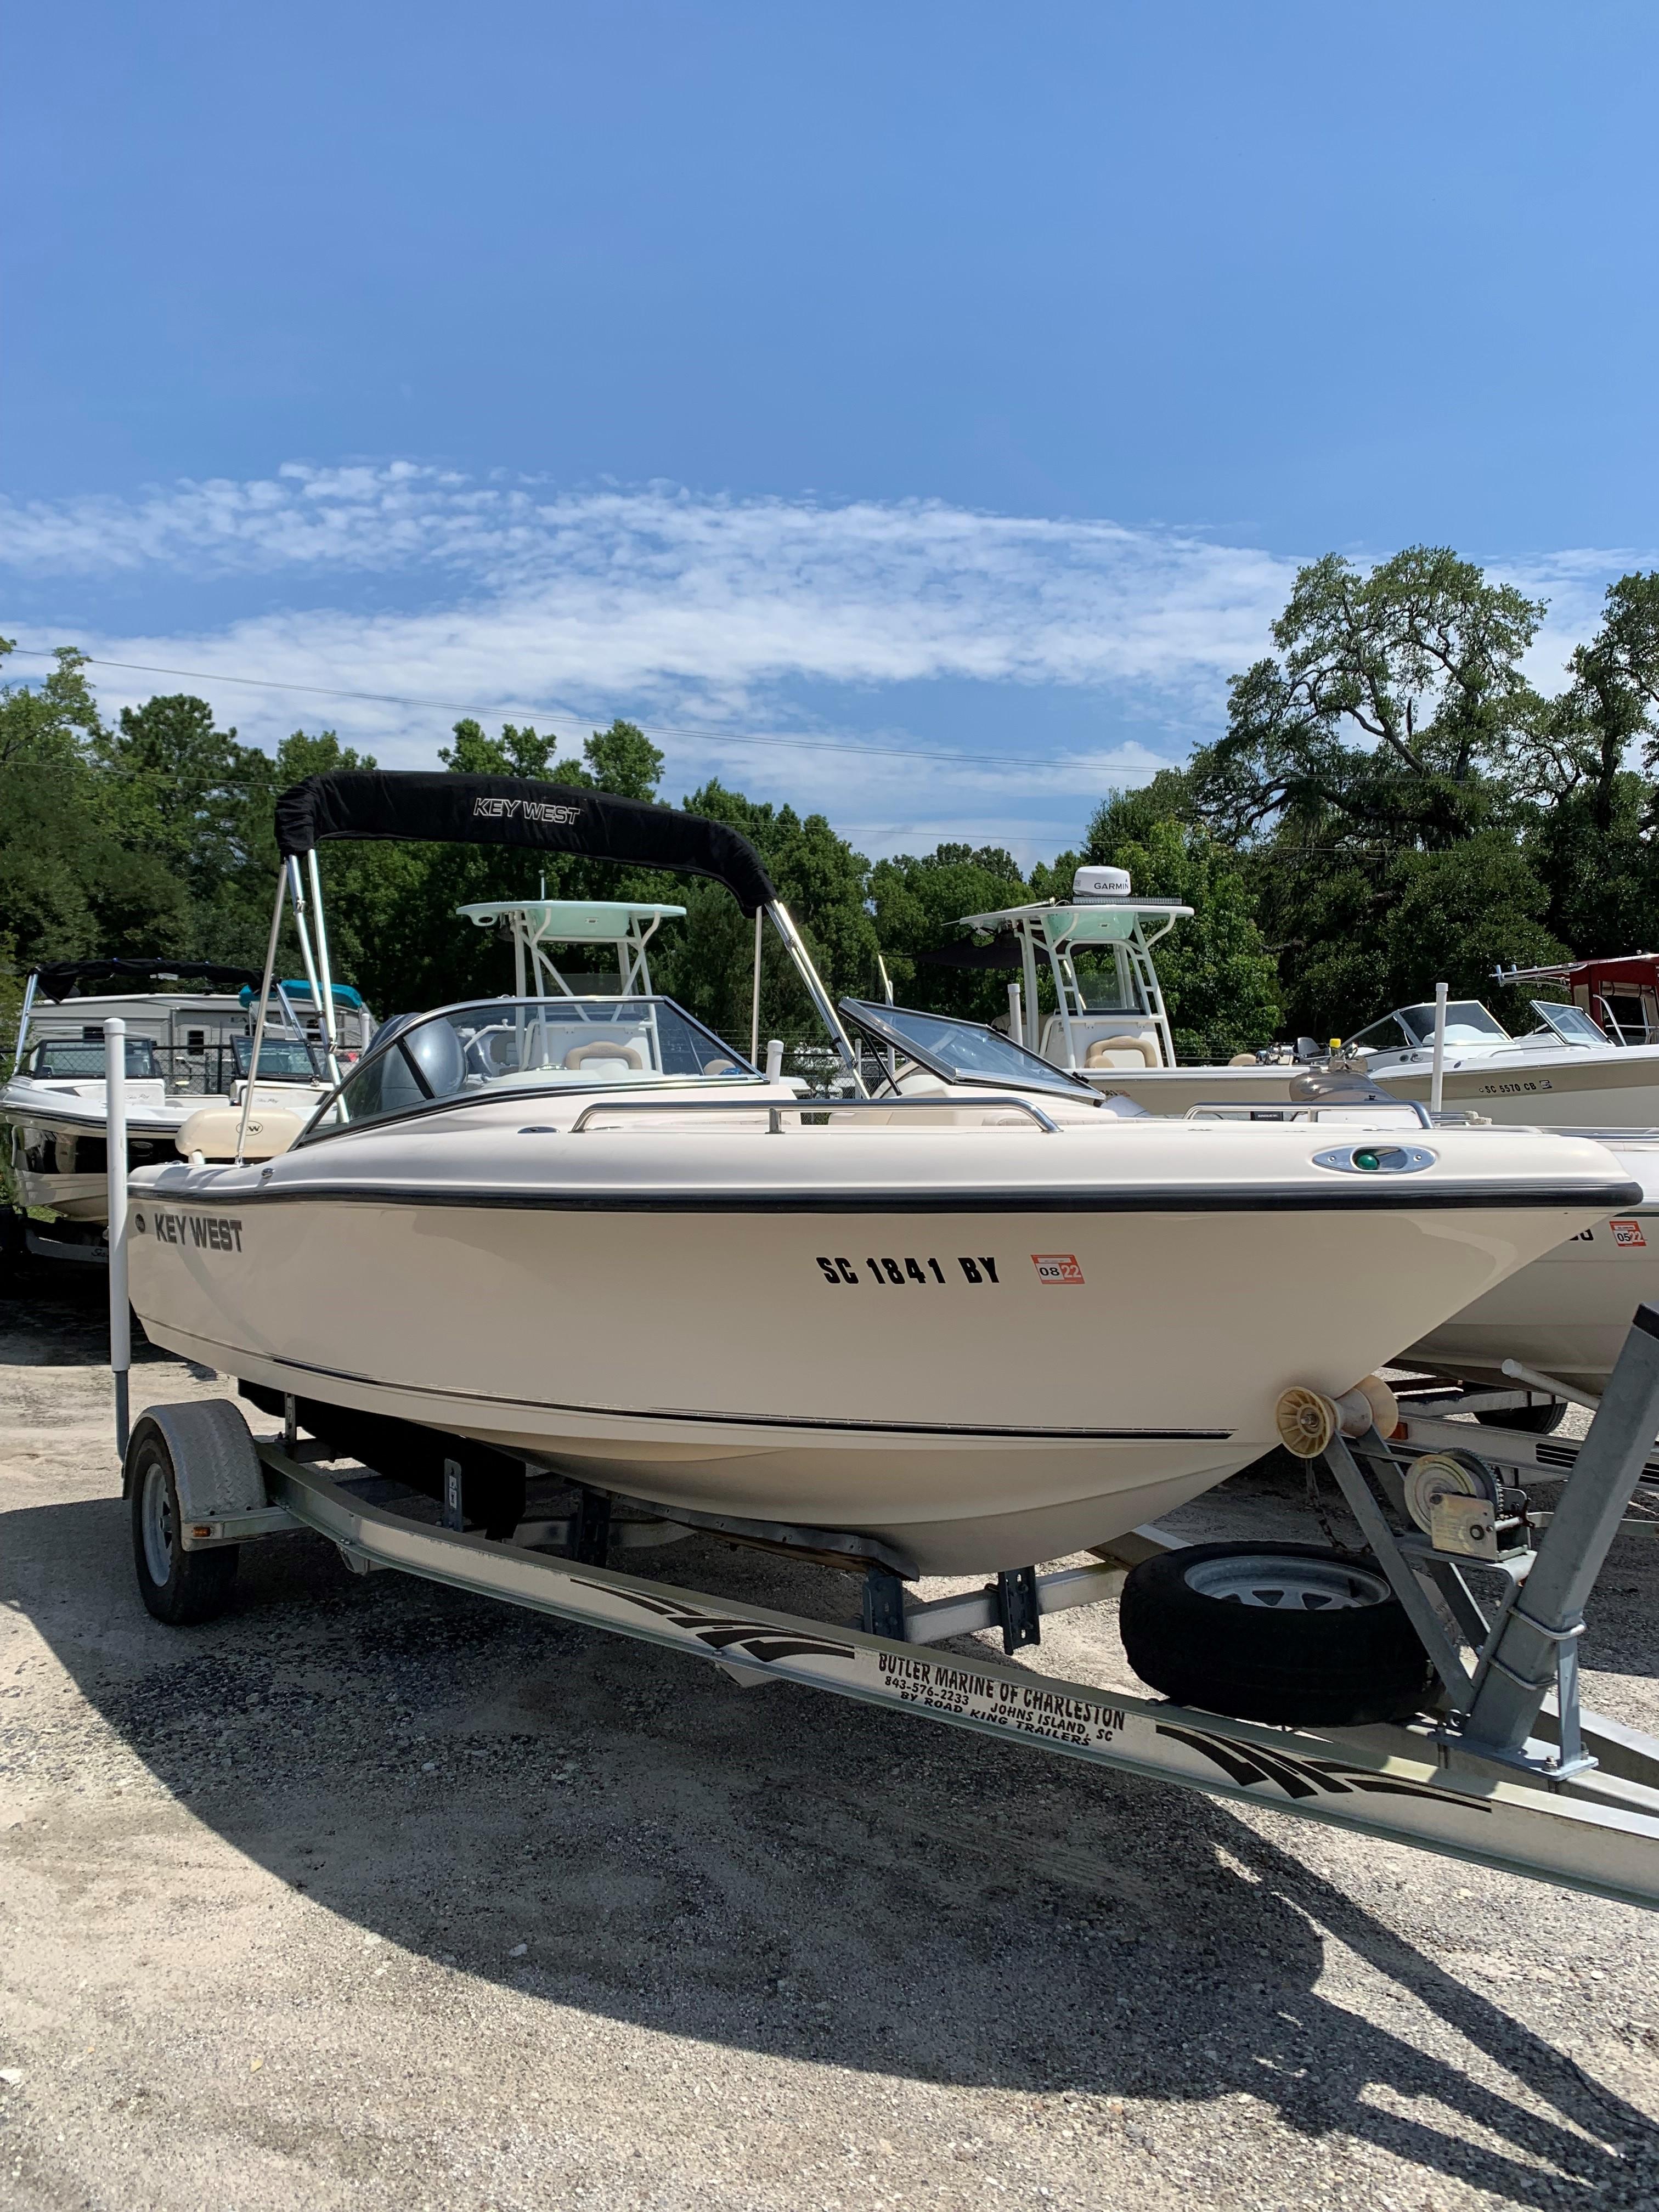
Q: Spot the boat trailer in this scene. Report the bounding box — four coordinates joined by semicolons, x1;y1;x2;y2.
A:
100;1019;1659;1911
118;1316;1659;1912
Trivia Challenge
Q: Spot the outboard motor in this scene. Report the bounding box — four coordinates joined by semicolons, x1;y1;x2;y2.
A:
379;1015;468;1112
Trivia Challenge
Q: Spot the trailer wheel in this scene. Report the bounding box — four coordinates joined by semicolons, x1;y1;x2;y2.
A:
128;1420;239;1626
1119;1541;1433;1726
1476;1400;1567;1436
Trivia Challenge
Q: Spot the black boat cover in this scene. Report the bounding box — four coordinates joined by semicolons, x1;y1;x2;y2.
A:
32;957;263;1003
915;937;1023;970
275;770;776;917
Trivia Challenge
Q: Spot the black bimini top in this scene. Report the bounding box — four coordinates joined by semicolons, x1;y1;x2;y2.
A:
916;938;1023;970
275;771;777;918
33;957;263;1003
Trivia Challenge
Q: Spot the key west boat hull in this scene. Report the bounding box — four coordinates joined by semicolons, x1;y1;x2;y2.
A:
128;1107;1637;1571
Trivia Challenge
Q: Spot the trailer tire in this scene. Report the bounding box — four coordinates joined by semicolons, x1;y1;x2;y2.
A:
1119;1541;1433;1726
128;1420;240;1626
1476;1400;1567;1436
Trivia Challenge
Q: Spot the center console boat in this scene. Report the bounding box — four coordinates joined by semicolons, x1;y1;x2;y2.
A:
935;874;1659;1128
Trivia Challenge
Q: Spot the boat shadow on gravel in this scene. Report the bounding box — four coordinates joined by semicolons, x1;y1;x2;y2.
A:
0;1255;181;1368
5;1452;1659;2208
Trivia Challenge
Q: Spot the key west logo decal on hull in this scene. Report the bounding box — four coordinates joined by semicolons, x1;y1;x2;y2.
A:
133;1210;244;1252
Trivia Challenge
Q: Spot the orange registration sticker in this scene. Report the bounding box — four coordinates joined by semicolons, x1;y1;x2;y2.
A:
1611;1218;1648;1249
1032;1253;1085;1285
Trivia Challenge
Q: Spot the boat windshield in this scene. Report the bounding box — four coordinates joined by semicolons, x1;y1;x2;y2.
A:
1526;1000;1609;1047
1348;1003;1510;1054
1395;1002;1509;1045
839;999;1096;1098
300;997;756;1138
232;1035;324;1082
28;1037;160;1080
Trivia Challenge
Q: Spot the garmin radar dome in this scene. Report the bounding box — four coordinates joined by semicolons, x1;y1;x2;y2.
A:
1072;865;1132;900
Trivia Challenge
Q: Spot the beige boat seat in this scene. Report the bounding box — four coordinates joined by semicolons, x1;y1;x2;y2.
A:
1084;1035;1159;1070
175;1105;306;1161
564;1037;645;1071
1228;1052;1259;1068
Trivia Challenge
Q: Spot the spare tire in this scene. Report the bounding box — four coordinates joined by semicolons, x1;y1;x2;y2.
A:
1476;1399;1567;1436
1119;1541;1433;1726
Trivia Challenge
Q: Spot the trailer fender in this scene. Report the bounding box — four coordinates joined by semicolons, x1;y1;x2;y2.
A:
123;1397;266;1519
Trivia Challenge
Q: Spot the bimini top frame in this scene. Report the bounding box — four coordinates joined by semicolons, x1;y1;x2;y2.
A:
246;770;862;1160
458;899;687;1002
947;870;1193;1076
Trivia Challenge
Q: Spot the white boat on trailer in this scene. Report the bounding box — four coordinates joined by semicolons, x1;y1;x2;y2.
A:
122;769;1640;1575
98;768;1659;1912
2;952;373;1252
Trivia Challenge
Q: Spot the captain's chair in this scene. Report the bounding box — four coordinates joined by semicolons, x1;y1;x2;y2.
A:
564;1037;646;1071
1084;1034;1159;1070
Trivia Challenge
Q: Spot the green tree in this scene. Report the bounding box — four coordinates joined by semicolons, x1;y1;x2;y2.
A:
868;843;1028;1022
1197;547;1547;851
1186;549;1571;1036
0;642;191;964
95;693;267;904
1516;572;1659;956
650;780;877;1051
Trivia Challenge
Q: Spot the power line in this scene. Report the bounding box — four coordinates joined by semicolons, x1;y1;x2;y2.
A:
1;646;1163;782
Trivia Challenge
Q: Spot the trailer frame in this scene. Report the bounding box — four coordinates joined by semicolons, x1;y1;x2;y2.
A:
120;1365;1659;1914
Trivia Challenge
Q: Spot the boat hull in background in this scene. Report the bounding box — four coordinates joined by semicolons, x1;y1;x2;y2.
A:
1085;1051;1659;1128
1407;1139;1659;1396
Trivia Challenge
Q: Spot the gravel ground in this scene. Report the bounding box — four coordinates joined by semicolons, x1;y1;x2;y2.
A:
3;1264;1658;2212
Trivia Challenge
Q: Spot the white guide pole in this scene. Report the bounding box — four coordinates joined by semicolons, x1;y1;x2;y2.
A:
239;870;289;1164
1430;980;1448;1116
306;848;341;1079
1008;980;1023;1045
750;908;763;1066
104;1019;131;1457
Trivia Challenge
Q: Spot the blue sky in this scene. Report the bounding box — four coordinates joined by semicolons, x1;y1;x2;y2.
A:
4;2;1657;861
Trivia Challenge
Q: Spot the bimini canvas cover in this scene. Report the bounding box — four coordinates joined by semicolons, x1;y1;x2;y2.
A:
916;937;1023;970
274;771;776;918
33;957;264;1003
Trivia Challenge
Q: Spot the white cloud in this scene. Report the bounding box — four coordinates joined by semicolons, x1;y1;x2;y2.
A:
3;466;1651;860
1;464;1300;691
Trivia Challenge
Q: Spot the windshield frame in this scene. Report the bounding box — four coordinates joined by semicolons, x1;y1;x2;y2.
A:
232;1033;326;1083
292;994;763;1147
1526;998;1609;1048
1394;1001;1510;1045
838;997;1098;1099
